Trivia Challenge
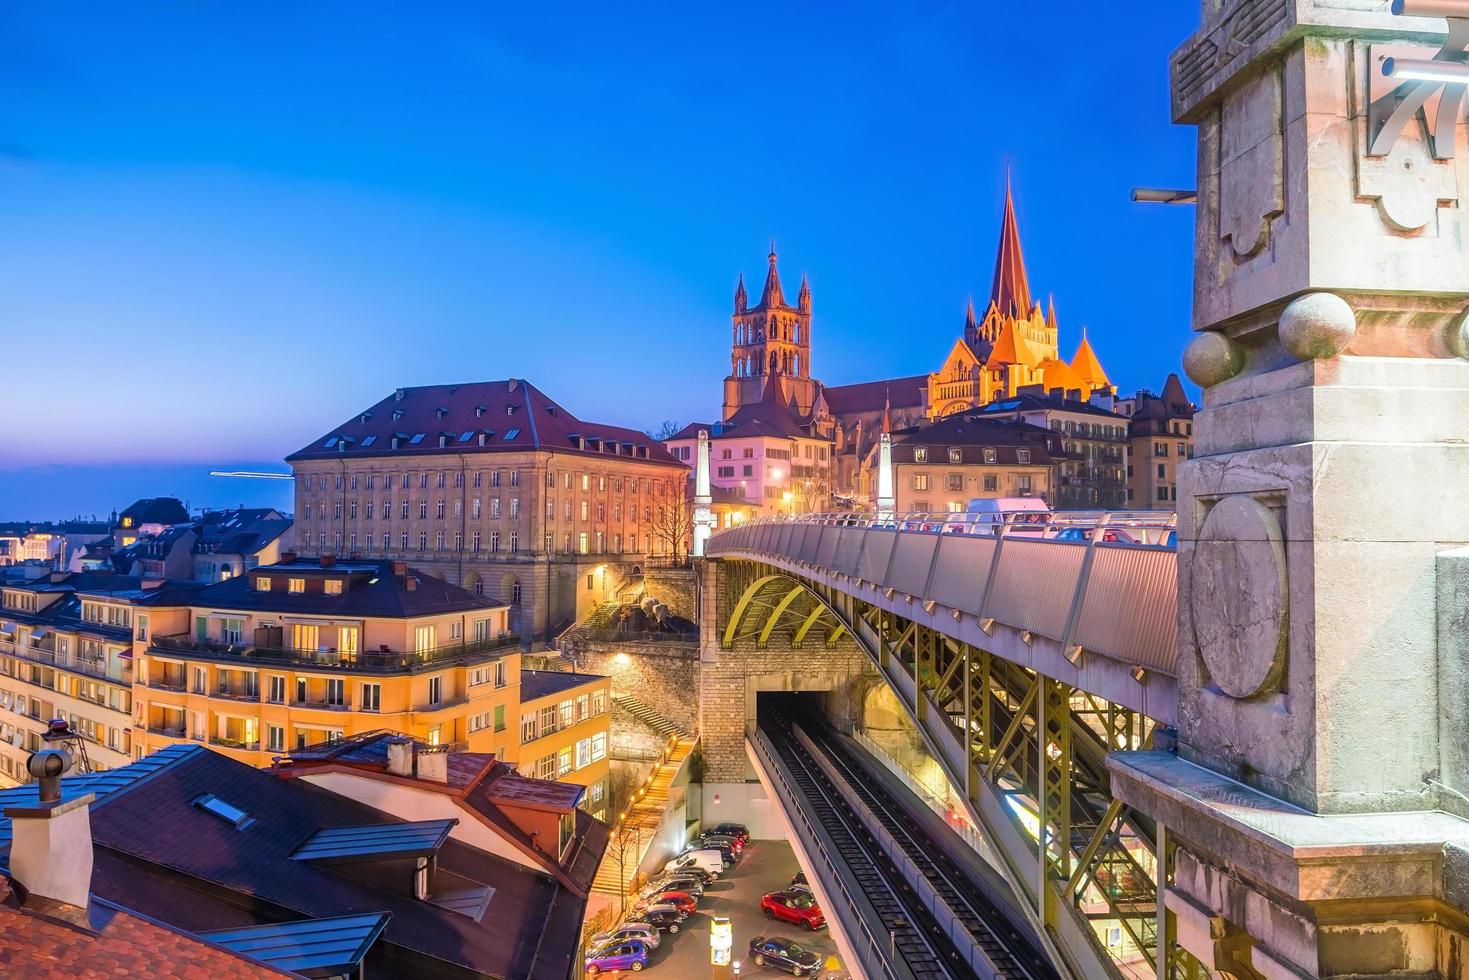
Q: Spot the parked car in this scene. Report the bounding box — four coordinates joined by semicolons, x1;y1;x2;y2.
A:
585;938;649;974
790;871;807;888
663;849;725;878
643;875;703;899
749;935;822;977
1050;526;1137;544
647;867;714;893
590;922;660;951
627;905;688;934
689;838;739;865
634;890;697;915
760;890;825;929
963;497;1051;535
706;822;750;843
698;834;743;858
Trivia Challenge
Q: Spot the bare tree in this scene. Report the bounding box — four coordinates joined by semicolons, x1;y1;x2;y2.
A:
791;466;833;514
647;492;690;562
647;420;683;441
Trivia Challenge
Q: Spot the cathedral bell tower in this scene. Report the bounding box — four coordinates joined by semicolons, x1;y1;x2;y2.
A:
722;245;816;422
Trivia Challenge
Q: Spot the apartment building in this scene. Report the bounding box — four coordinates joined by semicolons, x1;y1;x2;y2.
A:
133;556;524;766
516;669;612;821
0;573;200;787
863;414;1065;512
978;391;1128;509
1116;373;1196;508
286;379;689;641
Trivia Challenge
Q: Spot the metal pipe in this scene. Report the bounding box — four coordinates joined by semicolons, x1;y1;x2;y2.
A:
1393;0;1469;18
1383;56;1469;82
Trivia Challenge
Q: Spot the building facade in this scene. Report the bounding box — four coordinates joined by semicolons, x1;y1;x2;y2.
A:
0;573;194;787
977;392;1128;509
286;379;689;642
517;669;612;821
722;246;818;422
862;415;1064;512
1116;373;1195;508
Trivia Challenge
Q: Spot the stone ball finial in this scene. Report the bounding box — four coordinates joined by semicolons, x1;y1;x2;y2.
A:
1183;331;1245;388
1451;309;1469;361
1279;292;1356;361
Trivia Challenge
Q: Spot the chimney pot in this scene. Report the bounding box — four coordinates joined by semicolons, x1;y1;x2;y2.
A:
4;748;95;913
320;554;335;567
417;748;449;784
280;551;297;564
386;737;414;777
406;577;417;591
392;561;407;576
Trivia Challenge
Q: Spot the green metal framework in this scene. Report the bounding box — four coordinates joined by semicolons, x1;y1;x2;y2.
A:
719;559;1204;980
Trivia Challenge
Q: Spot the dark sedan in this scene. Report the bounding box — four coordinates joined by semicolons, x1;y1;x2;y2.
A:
627;905;688;934
749;936;823;977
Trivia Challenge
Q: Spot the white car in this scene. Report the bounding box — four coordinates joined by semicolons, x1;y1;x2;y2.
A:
590;922;660;950
662;849;725;878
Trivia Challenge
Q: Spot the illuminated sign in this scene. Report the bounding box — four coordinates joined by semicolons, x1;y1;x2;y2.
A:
710;914;732;966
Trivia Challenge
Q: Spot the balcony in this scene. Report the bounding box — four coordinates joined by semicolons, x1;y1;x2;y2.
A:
212;687;261;703
0;637;131;685
291;699;350;712
143;679;187;693
146;724;186;738
209;736;260;751
149;632;521;674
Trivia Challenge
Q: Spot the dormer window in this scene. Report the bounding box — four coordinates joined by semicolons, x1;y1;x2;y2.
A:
506;404;517;416
359;412;373;424
255;576;272;592
392;410;403;422
288;578;306;594
438;435;449;448
983;448;998;464
475;405;487;418
435;408;447;420
324;579;343;595
947;447;961;463
1016;449;1031;464
913;447;928;462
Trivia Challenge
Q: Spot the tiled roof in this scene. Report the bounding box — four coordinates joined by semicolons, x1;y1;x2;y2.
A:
287;379;682;468
722;373;820;440
890;416;1064;464
822;375;929;415
979;391;1123;420
0;883;293;979
119;497;190;527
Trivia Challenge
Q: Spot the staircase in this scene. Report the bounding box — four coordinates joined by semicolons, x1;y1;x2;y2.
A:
591;735;698;901
615;694;689;740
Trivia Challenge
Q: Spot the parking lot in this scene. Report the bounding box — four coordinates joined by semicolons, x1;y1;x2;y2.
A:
630;839;843;977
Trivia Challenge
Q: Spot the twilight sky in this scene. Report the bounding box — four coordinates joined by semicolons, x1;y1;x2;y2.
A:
0;2;1200;519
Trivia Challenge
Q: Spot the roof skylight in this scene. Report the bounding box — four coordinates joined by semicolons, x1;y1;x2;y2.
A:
194;793;252;829
409;433;426;445
504;428;520;440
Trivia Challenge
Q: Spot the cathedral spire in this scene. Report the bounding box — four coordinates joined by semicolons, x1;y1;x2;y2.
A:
964;300;977;332
760;242;785;308
989;173;1033;318
1046;294;1058;331
734;274;747;314
797;274;811;313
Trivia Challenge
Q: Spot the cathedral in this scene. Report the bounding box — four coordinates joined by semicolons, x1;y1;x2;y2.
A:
705;174;1117;505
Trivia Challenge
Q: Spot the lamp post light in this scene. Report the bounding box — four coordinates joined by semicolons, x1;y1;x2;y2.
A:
782;491;794;516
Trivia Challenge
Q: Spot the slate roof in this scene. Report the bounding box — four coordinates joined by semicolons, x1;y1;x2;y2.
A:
44;745;585;979
287;379;682;468
184;559;505;618
822;374;929;416
889;416;1064;465
520;669;607;702
195;508;293;558
978;391;1124;421
119;497;190;527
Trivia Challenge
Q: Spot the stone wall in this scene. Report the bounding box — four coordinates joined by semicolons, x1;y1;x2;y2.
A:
559;636;701;735
642;565;697;621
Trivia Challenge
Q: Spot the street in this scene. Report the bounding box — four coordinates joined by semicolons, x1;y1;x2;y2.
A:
632;839;843;977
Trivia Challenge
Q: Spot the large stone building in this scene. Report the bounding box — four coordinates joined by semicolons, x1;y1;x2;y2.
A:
1116;373;1195;508
722;246;820;423
976;391;1128;509
286;379;689;642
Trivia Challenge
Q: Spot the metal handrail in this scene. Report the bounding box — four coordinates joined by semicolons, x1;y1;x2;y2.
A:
717;509;1178;546
149;632;520;672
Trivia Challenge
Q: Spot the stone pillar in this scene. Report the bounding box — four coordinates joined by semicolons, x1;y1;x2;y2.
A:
876;432;895;516
1109;1;1469;975
693;429;714;558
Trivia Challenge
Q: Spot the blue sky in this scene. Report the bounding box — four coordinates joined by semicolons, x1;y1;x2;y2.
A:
0;2;1200;519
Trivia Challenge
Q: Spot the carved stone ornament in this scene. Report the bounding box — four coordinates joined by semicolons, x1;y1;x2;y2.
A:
1191;495;1289;700
1183;331;1245;388
1279;291;1356;360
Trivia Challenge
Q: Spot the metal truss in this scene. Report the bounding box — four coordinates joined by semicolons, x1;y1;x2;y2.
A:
718;559;1204;980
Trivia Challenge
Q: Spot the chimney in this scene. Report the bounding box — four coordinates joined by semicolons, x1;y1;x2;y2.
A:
417;748;449;784
142;578;164;590
394;388;405;401
405;577;417;591
320;554;335;567
386;736;414;777
4;748;95;916
280;551;297;564
392;561;408;576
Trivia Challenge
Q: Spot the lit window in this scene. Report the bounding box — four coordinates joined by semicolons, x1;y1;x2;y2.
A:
288;578;305;594
324;579;342;595
255;576;271;592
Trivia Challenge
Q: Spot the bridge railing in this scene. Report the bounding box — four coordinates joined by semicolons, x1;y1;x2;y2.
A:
709;510;1179;678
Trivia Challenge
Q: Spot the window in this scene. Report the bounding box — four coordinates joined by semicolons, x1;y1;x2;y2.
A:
193;794;251;829
1017;475;1033;493
450;621;463;640
947;447;962;463
1157;486;1169;501
521;713;538;742
983;474;999;491
325;678;344;706
472;531;481;552
1157;463;1166;479
255;576;271;592
983;448;997;464
427;676;442;706
947;473;963;491
414;625;436;652
592;689;607;715
558;747;573;776
913;447;928;462
324;579;342;595
590;732;606;761
494;704;506;732
418;501;428;520
293;623;320;652
1016;449;1031;464
495;661;507;687
576;738;591;768
361;683;381;712
268;675;285;704
1155;442;1168;457
288;578;305;594
910;474;930;491
267;725;284;753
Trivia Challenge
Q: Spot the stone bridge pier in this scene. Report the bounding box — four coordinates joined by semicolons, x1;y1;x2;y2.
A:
694;558;877;836
1110;2;1469;977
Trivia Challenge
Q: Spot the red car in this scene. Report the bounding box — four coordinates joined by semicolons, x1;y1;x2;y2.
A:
635;890;697;915
760;890;825;929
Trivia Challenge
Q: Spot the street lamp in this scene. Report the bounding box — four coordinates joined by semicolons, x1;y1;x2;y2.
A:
782;491;794;516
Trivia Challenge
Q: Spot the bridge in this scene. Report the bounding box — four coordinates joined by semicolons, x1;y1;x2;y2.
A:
702;513;1183;979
